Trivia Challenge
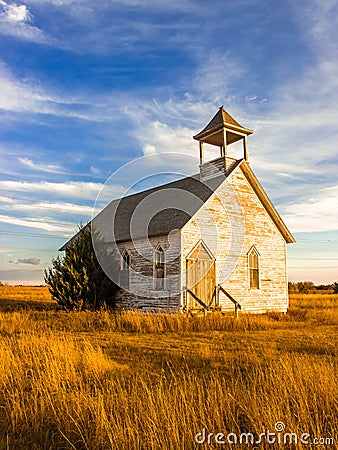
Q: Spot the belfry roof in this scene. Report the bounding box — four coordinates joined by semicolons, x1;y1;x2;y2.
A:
193;106;253;146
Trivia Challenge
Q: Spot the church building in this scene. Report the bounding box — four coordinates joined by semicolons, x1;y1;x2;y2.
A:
61;107;295;314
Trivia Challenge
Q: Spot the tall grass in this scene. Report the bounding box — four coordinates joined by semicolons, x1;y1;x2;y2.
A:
0;285;51;302
0;288;337;449
1;335;336;449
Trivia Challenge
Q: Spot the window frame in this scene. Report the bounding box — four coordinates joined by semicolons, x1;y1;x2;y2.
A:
120;249;131;289
247;245;260;290
153;245;165;290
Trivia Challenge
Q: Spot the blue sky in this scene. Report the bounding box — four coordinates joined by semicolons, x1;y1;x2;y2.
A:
0;0;337;285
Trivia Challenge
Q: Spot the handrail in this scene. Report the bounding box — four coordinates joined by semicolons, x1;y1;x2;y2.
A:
185;286;241;317
208;286;217;307
186;288;210;311
218;284;241;318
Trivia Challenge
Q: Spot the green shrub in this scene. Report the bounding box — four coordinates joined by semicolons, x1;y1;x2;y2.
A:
44;226;118;310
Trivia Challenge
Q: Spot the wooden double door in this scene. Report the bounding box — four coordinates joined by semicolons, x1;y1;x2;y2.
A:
186;242;216;309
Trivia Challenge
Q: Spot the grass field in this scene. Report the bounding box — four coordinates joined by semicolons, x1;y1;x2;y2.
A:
0;286;337;449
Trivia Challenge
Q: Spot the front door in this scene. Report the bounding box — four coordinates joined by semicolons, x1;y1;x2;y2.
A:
186;242;216;309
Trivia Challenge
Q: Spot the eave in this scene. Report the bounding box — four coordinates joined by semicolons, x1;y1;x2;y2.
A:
239;161;295;244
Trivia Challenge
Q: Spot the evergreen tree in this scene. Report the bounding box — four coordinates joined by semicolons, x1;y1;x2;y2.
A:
333;281;338;294
44;226;118;310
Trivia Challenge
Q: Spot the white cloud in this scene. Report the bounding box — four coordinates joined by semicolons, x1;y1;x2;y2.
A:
0;198;96;215
3;2;31;22
0;179;126;201
26;0;79;5
138;121;195;156
20;0;206;56
0;0;51;43
16;257;40;265
245;95;257;102
18;157;66;173
0;213;76;233
89;166;102;176
283;185;338;233
220;2;338;210
192;51;244;104
123;50;260;167
127;65;338;228
300;0;338;60
0;63;67;115
0;195;15;203
0;62;116;120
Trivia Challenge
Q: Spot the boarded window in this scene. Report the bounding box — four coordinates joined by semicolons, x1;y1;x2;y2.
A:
154;246;165;290
248;247;259;289
120;250;130;289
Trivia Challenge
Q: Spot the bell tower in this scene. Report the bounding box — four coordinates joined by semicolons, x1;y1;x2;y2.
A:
193;106;253;179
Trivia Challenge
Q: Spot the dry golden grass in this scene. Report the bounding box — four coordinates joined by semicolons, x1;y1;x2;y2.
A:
0;285;54;312
0;287;337;449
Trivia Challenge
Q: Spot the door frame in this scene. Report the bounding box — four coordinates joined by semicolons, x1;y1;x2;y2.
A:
186;240;216;309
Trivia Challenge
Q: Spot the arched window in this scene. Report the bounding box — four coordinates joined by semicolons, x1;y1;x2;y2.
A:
120;249;130;289
154;245;165;290
248;246;259;289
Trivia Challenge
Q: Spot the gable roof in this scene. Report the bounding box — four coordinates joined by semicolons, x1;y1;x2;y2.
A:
239;161;295;243
59;159;242;251
60;158;295;251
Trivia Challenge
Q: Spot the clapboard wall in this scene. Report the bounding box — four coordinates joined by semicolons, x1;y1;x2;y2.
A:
181;164;288;313
115;233;181;311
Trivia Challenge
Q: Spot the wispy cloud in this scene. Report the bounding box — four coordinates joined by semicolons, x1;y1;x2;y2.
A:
16;257;40;265
0;180;125;201
0;213;76;233
124;20;338;237
0;0;51;43
0;196;96;215
0;62;117;121
298;0;338;60
18;157;66;173
283;185;338;233
0;62;70;115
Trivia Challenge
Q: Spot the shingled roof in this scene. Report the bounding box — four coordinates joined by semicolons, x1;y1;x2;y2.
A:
59;159;243;251
193;106;253;146
60;155;295;251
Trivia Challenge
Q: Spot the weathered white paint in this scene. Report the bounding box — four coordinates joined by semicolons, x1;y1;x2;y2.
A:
181;162;289;313
116;233;181;311
115;157;291;314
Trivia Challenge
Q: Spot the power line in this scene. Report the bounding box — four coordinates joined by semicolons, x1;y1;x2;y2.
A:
288;258;338;260
1;242;337;261
1;247;57;252
289;266;338;269
288;249;338;252
297;239;338;243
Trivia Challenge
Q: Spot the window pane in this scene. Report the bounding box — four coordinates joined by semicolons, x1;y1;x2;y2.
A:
122;252;130;270
154;247;165;289
155;247;164;266
121;251;130;289
154;276;164;290
249;249;259;289
250;268;259;289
